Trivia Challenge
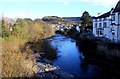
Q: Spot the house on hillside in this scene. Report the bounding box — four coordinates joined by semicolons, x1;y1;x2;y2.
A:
93;0;120;42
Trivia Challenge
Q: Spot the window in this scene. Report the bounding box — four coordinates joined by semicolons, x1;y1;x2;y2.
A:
95;19;97;22
99;23;102;27
111;27;115;32
96;29;103;36
112;14;115;21
100;30;103;35
95;23;97;28
103;22;107;27
96;29;99;35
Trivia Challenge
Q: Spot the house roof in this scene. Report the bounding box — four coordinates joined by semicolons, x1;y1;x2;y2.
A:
98;11;111;18
113;0;120;12
93;1;120;20
93;11;111;19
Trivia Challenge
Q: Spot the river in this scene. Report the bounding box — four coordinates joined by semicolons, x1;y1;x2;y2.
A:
49;34;118;79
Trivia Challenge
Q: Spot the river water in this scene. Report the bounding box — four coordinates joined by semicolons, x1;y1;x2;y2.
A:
49;34;118;79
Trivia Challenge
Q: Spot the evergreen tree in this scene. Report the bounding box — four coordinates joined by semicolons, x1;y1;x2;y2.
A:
80;11;93;31
1;18;9;37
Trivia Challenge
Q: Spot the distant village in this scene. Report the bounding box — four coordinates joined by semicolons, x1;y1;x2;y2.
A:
1;1;120;43
52;0;120;43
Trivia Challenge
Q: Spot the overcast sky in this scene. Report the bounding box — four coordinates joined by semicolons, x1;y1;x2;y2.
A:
0;0;119;19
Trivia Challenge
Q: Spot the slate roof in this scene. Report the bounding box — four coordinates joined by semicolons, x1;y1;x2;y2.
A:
113;0;120;12
93;1;120;19
93;11;111;19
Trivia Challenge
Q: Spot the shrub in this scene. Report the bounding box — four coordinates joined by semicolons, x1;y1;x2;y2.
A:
1;18;55;77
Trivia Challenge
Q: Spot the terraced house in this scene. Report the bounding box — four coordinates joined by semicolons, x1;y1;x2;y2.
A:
93;0;120;42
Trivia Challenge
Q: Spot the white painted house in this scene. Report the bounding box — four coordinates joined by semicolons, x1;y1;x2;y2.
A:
93;0;120;42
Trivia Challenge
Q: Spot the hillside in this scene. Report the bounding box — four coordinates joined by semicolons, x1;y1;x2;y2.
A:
42;16;75;25
62;17;81;23
62;16;96;24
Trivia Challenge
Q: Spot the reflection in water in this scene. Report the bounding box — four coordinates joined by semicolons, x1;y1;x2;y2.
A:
49;34;119;79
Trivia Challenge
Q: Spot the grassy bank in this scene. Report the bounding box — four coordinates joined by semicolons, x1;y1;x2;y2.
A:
1;18;55;77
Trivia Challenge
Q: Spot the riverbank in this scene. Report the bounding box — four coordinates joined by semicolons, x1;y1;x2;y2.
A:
47;34;120;79
56;26;120;61
1;18;74;78
76;33;120;68
1;18;56;77
56;27;120;77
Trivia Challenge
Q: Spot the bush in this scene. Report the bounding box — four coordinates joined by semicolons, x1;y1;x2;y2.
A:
1;19;10;38
1;18;55;77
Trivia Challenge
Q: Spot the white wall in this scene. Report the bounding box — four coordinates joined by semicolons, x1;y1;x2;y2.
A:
119;13;120;24
104;28;110;38
93;27;97;36
114;27;118;42
93;21;96;36
115;13;119;24
118;26;120;42
109;26;118;42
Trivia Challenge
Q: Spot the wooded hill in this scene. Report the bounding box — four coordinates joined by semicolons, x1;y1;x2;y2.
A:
42;16;76;25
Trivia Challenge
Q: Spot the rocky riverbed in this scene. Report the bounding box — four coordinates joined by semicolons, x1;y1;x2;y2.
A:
32;51;74;78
